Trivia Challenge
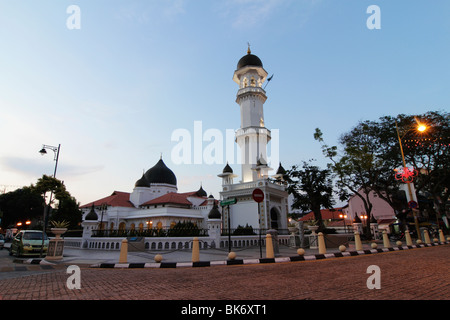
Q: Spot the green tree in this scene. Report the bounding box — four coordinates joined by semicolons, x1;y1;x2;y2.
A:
0;187;44;228
285;160;335;232
0;175;82;231
31;175;82;230
315;110;449;237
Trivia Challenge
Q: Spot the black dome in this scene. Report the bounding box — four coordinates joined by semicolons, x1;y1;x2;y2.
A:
144;159;177;186
222;163;234;173
135;174;150;188
195;186;207;197
208;204;221;219
237;53;263;69
85;204;98;221
276;163;286;175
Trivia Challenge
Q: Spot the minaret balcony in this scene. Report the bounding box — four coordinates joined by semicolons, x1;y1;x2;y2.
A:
235;126;271;139
236;86;267;97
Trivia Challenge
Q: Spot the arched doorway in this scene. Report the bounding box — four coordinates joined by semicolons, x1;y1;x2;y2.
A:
270;207;280;229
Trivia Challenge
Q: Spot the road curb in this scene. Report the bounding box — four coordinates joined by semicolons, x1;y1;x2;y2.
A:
90;241;449;269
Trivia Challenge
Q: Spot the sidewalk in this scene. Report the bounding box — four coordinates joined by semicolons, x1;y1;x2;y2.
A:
12;240;450;268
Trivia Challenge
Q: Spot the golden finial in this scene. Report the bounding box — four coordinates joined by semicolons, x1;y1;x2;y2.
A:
247;42;251;54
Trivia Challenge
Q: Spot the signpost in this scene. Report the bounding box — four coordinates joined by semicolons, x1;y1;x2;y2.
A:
408;200;418;209
252;188;264;203
220;198;237;207
220;198;237;252
252;189;264;258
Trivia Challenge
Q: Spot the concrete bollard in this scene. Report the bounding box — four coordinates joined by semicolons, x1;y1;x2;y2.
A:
438;229;445;243
266;234;275;259
371;242;378;249
382;230;391;248
339;245;347;252
423;229;431;244
154;254;163;263
318;232;326;254
354;232;363;251
405;230;413;246
228;252;236;260
192;237;200;262
297;248;305;256
119;239;128;264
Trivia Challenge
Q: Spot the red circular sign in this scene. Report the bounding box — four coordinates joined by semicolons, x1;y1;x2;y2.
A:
408;201;418;209
252;188;264;203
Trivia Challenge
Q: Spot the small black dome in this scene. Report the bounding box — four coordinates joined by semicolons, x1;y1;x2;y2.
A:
144;159;177;186
195;186;207;197
276;163;286;175
222;163;233;173
208;204;221;219
85;204;98;221
135;174;150;188
237;53;263;69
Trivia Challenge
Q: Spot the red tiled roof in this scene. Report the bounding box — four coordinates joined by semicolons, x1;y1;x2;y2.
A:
81;190;211;209
80;191;134;208
141;192;193;206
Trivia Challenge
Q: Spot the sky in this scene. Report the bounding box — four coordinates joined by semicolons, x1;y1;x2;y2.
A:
0;0;449;206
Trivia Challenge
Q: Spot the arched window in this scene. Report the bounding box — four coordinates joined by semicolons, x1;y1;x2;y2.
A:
270;208;279;229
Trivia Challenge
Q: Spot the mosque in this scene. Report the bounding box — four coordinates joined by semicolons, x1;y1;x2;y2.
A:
80;47;289;237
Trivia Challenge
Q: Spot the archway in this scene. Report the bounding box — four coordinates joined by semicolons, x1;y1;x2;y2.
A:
270;207;280;229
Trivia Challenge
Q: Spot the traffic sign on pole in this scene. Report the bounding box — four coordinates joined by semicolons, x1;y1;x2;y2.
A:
408;200;418;209
252;188;264;203
220;198;237;206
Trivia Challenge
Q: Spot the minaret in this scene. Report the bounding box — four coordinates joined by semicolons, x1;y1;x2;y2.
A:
233;46;271;182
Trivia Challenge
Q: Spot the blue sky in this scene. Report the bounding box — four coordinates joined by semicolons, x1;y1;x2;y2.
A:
0;0;449;206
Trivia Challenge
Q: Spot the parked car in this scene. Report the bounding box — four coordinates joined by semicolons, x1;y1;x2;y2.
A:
9;230;49;257
0;234;5;249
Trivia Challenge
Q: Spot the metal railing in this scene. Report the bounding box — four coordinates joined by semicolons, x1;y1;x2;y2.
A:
92;227;208;238
222;228;290;236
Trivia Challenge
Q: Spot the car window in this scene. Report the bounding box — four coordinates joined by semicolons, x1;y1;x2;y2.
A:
23;232;48;240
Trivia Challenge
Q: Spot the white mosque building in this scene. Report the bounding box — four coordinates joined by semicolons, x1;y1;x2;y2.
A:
80;47;289;239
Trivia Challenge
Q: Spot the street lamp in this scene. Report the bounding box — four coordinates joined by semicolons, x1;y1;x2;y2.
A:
360;214;368;235
339;213;348;233
38;143;61;258
39;144;61;178
395;120;427;241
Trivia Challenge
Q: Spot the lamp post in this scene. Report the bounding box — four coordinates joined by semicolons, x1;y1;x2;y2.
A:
100;203;108;234
360;214;368;236
38;144;61;258
339;213;348;233
395;120;426;241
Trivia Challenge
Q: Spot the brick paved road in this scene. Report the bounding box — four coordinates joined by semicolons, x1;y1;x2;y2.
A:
1;245;448;304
